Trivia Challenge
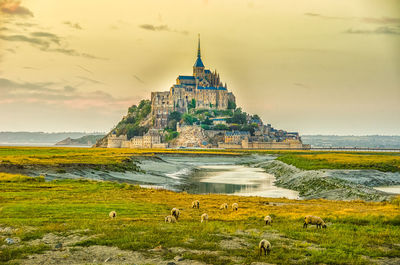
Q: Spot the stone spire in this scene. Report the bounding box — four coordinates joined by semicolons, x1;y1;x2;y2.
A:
197;34;201;58
193;34;205;76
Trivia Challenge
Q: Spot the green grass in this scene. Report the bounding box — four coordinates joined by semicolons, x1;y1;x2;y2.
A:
276;152;400;172
0;178;399;264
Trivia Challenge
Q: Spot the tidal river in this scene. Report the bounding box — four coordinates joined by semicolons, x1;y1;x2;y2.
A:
130;155;299;199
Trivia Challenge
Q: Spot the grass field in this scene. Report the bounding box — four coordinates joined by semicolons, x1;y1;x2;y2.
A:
1;147;400;263
276;152;400;173
0;175;399;264
1;146;400;173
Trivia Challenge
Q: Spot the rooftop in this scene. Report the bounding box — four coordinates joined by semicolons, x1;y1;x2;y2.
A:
225;131;250;136
197;86;227;91
178;75;195;80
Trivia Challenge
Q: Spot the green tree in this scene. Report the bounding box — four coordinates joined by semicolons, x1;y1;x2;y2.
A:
165;131;179;141
214;124;229;130
231;108;247;124
183;113;197;125
228;100;236;110
203;117;213;125
168;111;182;123
188;98;196;110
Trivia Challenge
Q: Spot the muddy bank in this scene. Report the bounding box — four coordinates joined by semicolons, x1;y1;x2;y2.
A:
256;160;392;201
325;170;400;187
0;159;141;177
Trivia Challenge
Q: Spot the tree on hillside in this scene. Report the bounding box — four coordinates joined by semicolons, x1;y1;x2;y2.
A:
168;111;182;123
231;108;247;124
188;99;196;110
228;100;236;110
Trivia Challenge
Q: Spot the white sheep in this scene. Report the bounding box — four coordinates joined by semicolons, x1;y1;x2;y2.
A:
264;215;272;225
109;211;117;219
165;215;177;223
259;239;271;256
201;213;208;223
232;203;238;211
219;203;228;210
192;200;200;209
303;215;327;229
171;208;180;220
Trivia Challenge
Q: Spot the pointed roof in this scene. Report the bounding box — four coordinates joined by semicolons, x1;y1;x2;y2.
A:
194;34;204;68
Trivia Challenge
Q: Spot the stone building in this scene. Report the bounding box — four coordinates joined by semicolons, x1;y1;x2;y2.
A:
107;129;168;149
151;35;236;129
107;132;127;148
224;131;251;144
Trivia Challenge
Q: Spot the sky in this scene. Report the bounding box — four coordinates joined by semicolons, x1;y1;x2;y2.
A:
0;0;399;135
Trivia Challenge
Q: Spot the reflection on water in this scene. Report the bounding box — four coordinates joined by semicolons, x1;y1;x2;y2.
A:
374;185;400;194
185;165;299;199
45;154;299;199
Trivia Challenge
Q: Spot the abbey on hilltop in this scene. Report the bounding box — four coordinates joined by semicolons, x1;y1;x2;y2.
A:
151;35;236;129
101;36;309;150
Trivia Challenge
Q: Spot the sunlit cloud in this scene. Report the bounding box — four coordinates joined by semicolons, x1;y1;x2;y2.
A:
63;21;82;30
345;26;400;35
0;0;33;17
305;13;400;26
139;24;188;35
0;78;135;110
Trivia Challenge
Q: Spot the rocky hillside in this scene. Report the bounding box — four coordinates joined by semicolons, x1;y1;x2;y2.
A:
94;100;151;147
56;135;104;146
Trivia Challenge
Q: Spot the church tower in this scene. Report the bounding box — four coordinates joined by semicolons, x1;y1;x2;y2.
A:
193;34;205;78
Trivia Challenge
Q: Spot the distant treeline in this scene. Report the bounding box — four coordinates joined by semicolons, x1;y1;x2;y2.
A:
302;135;400;149
0;132;105;144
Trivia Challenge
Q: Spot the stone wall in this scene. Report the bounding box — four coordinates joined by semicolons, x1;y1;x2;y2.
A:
174;125;207;147
218;139;309;150
107;134;127;148
151;91;172;129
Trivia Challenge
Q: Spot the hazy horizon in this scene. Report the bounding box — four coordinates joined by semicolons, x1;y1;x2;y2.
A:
1;0;399;135
1;131;400;137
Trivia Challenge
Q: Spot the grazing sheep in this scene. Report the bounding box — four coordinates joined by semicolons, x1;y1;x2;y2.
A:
171;208;180;220
165;215;177;223
201;213;208;223
192;200;200;209
303;215;327;229
232;203;238;211
220;203;228;210
259;239;271;256
264;215;272;225
109;211;117;219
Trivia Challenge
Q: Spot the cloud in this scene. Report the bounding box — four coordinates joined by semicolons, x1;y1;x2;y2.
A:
0;78;56;92
63;21;83;30
345;26;400;35
362;17;400;25
140;24;169;31
304;13;353;21
0;34;50;49
0;77;135;110
133;74;145;84
304;13;321;17
0;0;33;17
22;66;38;70
139;24;188;35
48;48;106;60
77;65;93;74
63;85;76;93
15;22;36;27
76;76;104;85
31;31;61;45
304;13;400;25
0;32;105;59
